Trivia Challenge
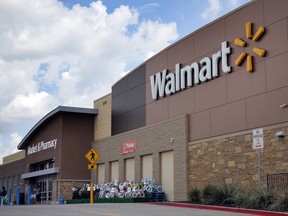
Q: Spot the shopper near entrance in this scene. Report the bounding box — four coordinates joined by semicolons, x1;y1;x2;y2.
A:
36;187;41;204
0;186;7;206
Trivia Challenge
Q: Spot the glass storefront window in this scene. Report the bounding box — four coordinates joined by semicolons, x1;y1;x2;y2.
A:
31;160;55;172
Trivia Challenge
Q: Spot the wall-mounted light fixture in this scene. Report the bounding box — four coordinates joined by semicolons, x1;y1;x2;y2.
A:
276;131;286;138
170;138;174;143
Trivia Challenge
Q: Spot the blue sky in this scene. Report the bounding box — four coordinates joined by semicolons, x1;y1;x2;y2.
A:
0;0;250;163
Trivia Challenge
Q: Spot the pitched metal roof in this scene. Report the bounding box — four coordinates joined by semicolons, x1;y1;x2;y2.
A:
17;106;98;150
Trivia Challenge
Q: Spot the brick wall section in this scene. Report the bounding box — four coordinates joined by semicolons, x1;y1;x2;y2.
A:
94;94;112;140
188;123;288;192
92;115;189;201
0;159;25;185
0;159;25;203
58;180;90;201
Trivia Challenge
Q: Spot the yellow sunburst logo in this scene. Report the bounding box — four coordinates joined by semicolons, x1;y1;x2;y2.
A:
234;22;266;72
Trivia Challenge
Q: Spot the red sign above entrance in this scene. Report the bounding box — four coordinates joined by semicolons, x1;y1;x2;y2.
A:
120;140;136;154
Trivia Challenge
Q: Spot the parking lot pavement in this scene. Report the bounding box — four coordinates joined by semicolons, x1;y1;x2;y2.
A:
0;203;254;216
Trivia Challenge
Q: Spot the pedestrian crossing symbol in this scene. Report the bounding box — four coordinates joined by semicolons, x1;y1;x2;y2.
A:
85;148;100;164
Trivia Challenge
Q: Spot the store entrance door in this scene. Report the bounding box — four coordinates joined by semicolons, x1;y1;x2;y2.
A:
37;176;53;203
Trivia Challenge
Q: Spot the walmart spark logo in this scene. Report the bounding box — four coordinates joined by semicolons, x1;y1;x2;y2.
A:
234;22;266;72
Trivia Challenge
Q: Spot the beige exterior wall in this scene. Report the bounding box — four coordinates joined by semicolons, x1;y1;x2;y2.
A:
94;94;111;140
3;151;25;164
92;115;188;201
188;122;288;191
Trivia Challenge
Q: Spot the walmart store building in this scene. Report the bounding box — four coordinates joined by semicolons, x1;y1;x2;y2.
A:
1;0;288;202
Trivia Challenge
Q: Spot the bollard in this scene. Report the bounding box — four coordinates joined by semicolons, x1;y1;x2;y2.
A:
16;186;20;205
27;186;31;205
7;187;11;205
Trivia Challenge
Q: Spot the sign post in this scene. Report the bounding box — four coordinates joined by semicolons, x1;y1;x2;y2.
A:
252;128;264;190
85;148;100;204
90;182;94;204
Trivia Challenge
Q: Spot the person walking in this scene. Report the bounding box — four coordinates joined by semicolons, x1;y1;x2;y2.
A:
36;187;41;204
0;186;7;206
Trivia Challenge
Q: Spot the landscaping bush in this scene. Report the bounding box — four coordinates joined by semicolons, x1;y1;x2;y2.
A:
203;183;235;206
192;183;286;212
233;189;250;208
238;189;275;210
271;193;288;212
188;188;201;203
203;185;217;200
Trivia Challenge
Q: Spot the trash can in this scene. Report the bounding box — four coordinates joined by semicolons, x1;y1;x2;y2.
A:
59;194;65;204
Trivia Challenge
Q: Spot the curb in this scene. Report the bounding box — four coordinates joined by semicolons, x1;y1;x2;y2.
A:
146;202;288;216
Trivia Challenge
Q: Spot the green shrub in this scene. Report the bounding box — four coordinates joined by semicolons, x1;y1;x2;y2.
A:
203;184;235;206
251;193;274;210
234;190;275;210
201;183;278;211
233;190;250;208
203;185;217;200
188;188;201;203
271;193;288;212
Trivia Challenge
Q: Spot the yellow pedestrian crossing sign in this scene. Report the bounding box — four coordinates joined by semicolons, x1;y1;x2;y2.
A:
85;148;100;164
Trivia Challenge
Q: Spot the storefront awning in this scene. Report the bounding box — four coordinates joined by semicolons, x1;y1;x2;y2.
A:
21;167;60;179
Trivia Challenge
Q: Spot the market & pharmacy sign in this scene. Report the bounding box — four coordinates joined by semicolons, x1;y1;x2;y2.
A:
27;138;57;155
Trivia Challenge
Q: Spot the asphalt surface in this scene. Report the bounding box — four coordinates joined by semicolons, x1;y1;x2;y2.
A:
0;203;253;216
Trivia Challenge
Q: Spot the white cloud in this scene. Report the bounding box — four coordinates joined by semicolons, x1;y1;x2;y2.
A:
201;0;222;21
0;91;56;122
0;0;178;163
